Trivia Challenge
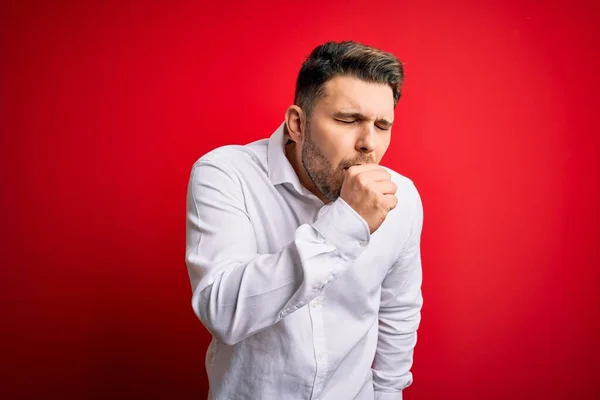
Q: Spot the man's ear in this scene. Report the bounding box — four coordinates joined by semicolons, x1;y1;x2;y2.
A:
284;105;305;143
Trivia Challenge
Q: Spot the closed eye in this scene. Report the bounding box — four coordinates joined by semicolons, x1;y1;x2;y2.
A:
335;117;392;131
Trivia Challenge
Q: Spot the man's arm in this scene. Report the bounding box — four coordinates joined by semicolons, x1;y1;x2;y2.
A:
185;158;370;346
372;182;424;400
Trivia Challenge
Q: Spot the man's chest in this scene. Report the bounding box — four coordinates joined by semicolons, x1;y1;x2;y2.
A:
243;184;402;295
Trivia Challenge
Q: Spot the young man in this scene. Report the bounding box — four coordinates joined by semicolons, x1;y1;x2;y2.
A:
185;40;423;400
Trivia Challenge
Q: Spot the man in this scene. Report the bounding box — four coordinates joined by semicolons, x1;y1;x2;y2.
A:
185;40;423;400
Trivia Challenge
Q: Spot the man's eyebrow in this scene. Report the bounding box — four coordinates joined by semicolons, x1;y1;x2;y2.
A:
333;111;394;126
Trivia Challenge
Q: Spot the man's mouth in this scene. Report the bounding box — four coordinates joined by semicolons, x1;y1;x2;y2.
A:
344;163;364;170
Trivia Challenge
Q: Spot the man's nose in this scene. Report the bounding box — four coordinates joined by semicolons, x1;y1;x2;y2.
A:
356;124;377;154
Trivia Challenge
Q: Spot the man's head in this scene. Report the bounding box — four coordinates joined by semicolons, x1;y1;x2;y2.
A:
284;40;404;202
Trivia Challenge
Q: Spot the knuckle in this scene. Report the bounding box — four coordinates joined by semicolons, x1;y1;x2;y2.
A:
355;174;366;187
383;196;397;211
379;208;389;219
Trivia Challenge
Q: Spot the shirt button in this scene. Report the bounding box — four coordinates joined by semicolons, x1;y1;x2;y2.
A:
359;240;368;247
311;300;321;308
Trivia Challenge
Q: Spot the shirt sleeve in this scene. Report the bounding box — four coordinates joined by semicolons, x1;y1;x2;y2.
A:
372;181;424;400
185;159;370;346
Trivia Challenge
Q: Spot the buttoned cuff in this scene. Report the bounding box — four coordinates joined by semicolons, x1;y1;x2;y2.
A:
312;197;370;259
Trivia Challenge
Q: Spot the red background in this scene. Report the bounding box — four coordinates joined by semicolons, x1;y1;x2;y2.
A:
1;0;599;399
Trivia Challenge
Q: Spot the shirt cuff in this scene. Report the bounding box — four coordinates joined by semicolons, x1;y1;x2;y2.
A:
312;197;370;259
374;390;403;400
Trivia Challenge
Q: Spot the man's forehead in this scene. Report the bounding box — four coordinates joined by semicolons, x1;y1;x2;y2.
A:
319;78;395;118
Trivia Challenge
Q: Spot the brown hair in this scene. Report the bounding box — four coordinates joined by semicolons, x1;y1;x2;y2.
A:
293;41;404;118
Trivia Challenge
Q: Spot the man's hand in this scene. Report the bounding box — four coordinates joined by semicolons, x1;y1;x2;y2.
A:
340;164;398;234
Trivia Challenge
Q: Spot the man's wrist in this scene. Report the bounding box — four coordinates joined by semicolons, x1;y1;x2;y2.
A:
313;197;370;259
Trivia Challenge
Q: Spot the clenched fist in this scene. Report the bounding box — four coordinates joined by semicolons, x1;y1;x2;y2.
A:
340;164;398;234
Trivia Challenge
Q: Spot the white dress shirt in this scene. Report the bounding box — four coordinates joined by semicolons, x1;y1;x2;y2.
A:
185;122;423;400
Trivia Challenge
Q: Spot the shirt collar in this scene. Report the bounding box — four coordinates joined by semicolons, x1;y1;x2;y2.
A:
267;121;310;196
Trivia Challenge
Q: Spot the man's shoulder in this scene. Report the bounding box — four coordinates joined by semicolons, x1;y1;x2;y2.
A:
381;166;423;232
381;165;419;199
192;139;268;175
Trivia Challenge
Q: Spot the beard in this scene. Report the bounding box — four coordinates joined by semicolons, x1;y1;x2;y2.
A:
301;124;374;202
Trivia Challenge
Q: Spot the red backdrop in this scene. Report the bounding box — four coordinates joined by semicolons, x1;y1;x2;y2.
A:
1;0;599;399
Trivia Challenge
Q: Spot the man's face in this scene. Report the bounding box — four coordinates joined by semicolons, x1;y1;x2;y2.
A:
301;75;395;201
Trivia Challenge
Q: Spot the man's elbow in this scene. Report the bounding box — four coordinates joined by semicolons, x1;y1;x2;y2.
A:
191;291;243;346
